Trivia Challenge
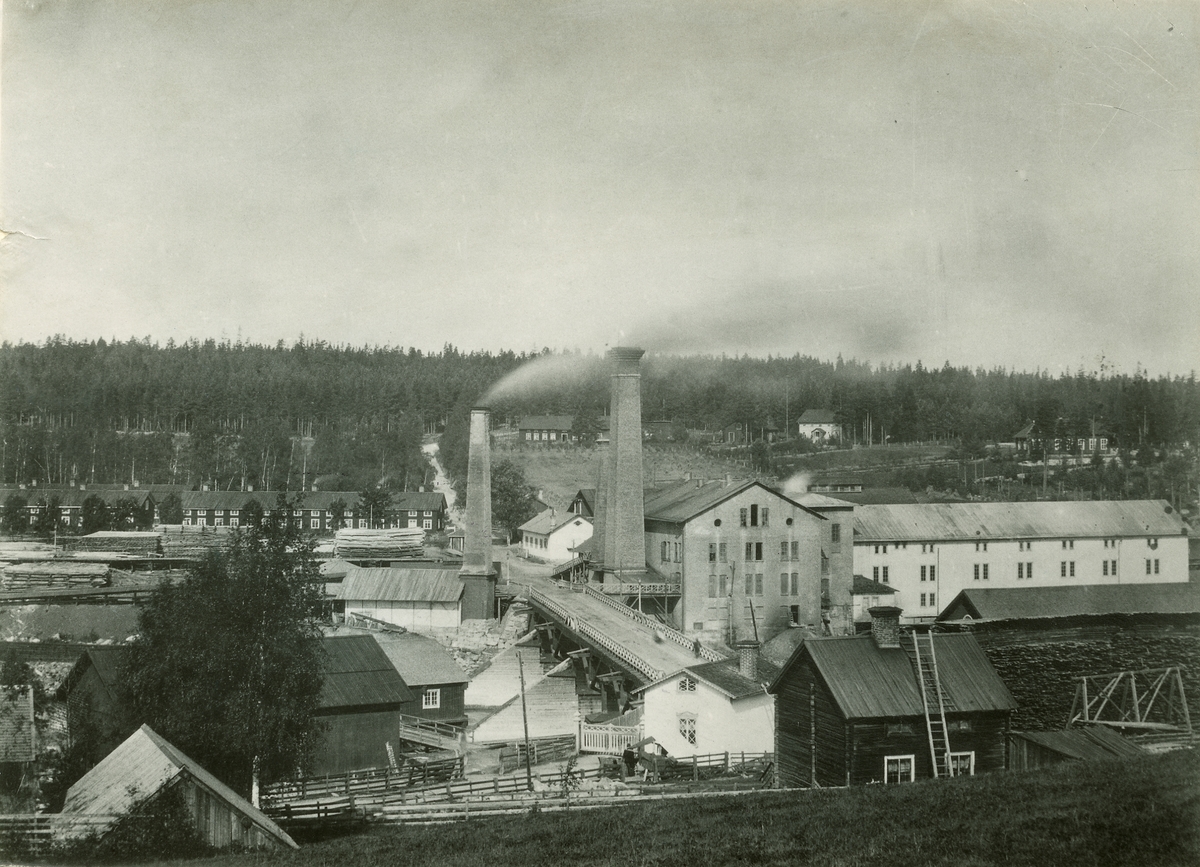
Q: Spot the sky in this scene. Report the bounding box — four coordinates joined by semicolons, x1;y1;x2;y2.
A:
1;0;1197;375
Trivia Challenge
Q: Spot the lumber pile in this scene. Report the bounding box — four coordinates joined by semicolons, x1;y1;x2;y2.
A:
159;528;233;558
2;562;111;590
66;532;162;556
334;528;425;560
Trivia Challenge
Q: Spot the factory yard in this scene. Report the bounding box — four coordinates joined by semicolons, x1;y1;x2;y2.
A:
131;750;1199;867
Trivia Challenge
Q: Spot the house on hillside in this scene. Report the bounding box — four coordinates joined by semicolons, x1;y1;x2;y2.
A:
518;416;576;444
59;646;139;764
519;511;593;563
312;635;413;775
796;410;842;444
329;625;469;727
1013;420;1114;457
179;490;447;533
769;607;1016;787
635;478;852;643
852;500;1191;624
62;725;296;850
336;565;464;629
636;642;777;757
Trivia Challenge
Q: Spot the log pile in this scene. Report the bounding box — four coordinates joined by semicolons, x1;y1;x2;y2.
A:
160;530;232;559
2;562;111;590
334;528;425;560
66;532;162;556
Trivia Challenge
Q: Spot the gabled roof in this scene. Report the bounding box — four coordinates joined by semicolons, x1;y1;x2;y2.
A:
639;658;779;701
319;635;413;709
371;632;468;687
769;632;1016;719
853;500;1188;542
63;724;297;849
571;489;596;513
852;574;896;595
518;510;592;536
518;415;575;430
937;583;1200;622
390;491;448;512
60;645;131;697
797;410;838;425
0;686;35;763
643;479;824;525
339;565;463;604
796;493;856;510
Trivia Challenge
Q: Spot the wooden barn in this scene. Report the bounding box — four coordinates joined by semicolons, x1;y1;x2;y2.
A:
58;646;139;764
769;607;1016;787
61;725;296;850
312;635;413;775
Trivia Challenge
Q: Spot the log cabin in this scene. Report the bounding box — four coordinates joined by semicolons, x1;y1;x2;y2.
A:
769;606;1016;787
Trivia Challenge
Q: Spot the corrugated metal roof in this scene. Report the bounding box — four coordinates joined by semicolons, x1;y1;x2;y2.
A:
0;687;35;762
644;479;823;525
938;582;1200;622
853;500;1187;542
340;566;463;604
319;635;413;709
783;633;1016;719
1011;727;1146;760
62;725;296;849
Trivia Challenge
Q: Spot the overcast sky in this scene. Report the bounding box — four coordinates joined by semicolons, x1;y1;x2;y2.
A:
1;0;1196;374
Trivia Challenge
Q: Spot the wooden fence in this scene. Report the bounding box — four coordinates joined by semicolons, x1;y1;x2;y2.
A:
499;735;576;772
261;754;464;805
580;721;643;755
0;813;117;857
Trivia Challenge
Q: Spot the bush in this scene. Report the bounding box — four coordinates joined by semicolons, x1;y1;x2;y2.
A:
59;784;210;863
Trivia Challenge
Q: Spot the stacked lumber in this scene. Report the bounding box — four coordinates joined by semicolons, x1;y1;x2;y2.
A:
334;528;425;560
159;530;232;559
67;532;162;556
2;561;111;590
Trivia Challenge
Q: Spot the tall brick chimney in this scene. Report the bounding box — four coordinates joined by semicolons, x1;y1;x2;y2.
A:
590;432;610;571
601;347;646;577
459;407;496;620
868;606;902;649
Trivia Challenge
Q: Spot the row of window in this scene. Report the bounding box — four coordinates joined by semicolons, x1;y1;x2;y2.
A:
188;509;434;518
876;538;1159;554
884;752;974;783
919;592;936;608
705;571;806;598
739;505;769;527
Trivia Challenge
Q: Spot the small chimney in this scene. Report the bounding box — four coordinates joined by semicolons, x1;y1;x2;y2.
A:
868;606;902;649
735;640;760;681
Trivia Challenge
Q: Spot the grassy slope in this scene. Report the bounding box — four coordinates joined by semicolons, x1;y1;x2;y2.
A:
154;751;1198;867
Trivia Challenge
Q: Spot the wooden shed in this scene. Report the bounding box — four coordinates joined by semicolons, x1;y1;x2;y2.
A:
58;646;139;764
61;725;297;850
1007;726;1146;771
312;635;413;775
769;608;1016;787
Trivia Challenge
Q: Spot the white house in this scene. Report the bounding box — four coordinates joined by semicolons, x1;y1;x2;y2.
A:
635;644;776;757
519;510;593;563
796;410;842;444
852;500;1190;624
336;565;463;630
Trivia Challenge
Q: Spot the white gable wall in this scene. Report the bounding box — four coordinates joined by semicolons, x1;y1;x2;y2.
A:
641;671;774;757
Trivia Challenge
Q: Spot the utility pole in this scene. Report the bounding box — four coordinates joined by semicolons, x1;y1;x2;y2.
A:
518;651;534;792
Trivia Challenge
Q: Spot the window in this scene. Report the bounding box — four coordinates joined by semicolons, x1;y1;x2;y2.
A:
949;752;975;776
974;564;980;581
710;543;718;562
1027;562;1032;579
1061;561;1067;577
874;566;880;582
422;689;440;709
780;572;789;595
662;541;670;563
780;541;789;560
740;508;748;527
790;572;798;595
423;519;432;530
920;593;926;607
761;507;769;527
920;566;927;582
1070;561;1075;577
215;509;224;516
886;722;914;736
746;542;753;561
407;519;417;528
947;719;973;733
882;544;888;554
831;523;841;543
1110;560;1116;575
1103;560;1108;576
1146;559;1152;575
678;676;696;692
718;543;727;563
882;566;889;583
874;545;880;554
1147;537;1158;548
929;593;935;608
1017;563;1024;579
790;541;799;560
884;755;915;784
718;574;727;597
754;573;763;596
679;714;697;745
821;552;829;575
674;542;681;563
755;542;763;561
708;574;717;597
310;518;320;529
929;566;935;581
789;605;801;625
745;573;753;595
1154;559;1160;574
750;504;759;526
357;519;367;528
230;517;239;527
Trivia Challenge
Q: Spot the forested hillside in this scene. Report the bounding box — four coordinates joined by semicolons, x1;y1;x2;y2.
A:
1;337;1196;491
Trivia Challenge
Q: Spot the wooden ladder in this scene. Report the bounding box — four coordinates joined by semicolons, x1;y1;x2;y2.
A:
912;630;955;777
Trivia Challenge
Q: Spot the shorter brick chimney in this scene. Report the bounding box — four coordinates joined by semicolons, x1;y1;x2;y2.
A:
868;606;902;649
735;639;760;681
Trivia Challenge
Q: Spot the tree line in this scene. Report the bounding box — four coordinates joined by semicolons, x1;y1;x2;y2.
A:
3;338;1197;490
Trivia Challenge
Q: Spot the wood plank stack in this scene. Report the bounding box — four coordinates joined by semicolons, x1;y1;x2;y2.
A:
334;528;425;560
159;528;233;559
2;561;111;590
66;532;162;556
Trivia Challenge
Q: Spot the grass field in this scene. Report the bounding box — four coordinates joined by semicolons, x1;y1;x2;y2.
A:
125;750;1198;867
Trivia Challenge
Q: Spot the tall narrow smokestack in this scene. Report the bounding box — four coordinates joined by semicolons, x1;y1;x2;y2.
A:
590;432;610;574
602;347;646;577
460;407;496;619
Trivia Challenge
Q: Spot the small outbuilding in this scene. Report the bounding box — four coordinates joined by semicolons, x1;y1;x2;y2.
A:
336;565;464;630
61;724;297;850
519;510;593;563
769;607;1016;787
58;646;139;764
1007;726;1146;771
